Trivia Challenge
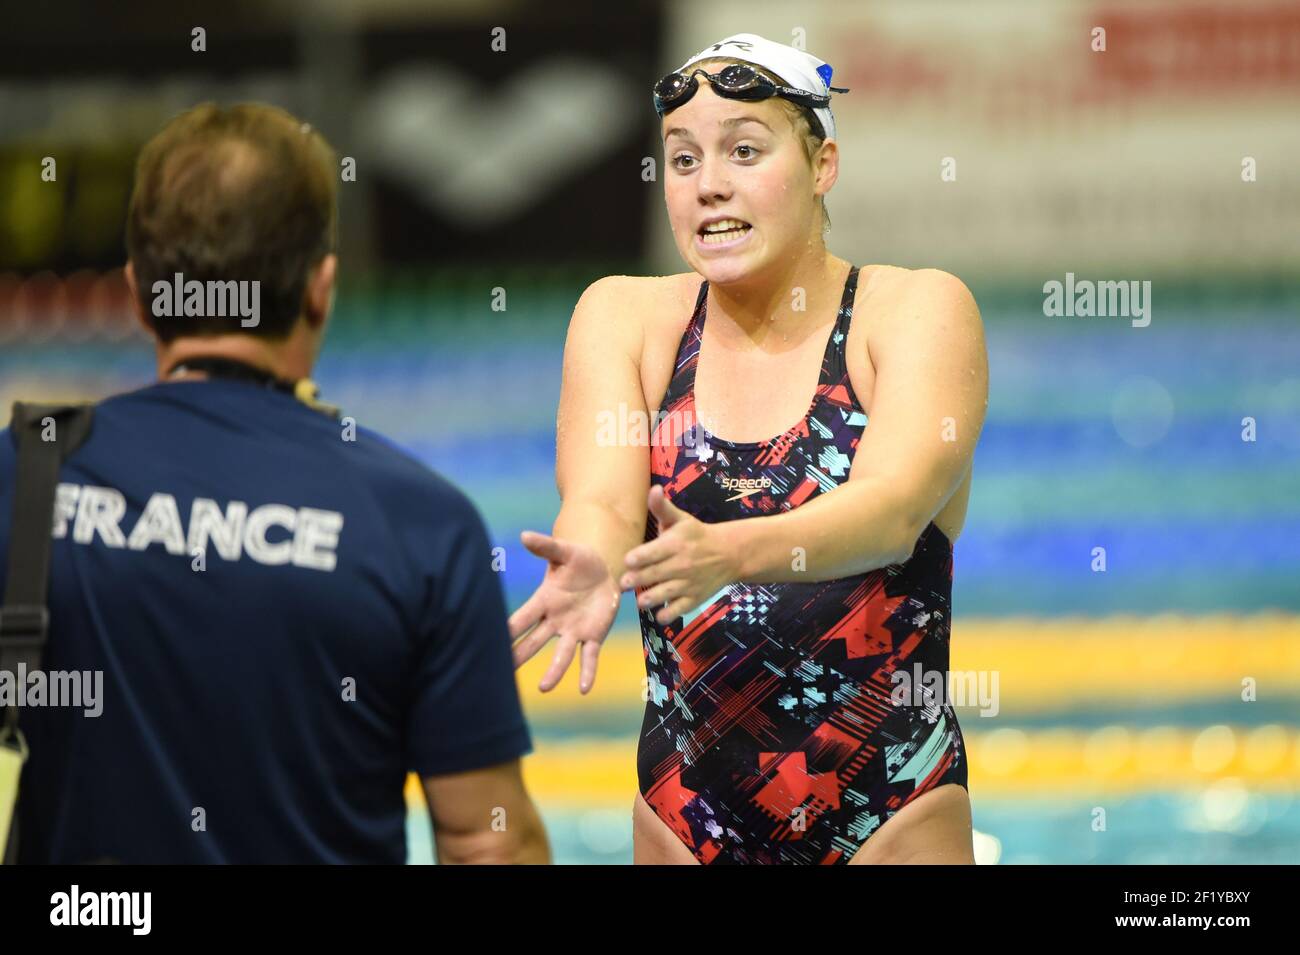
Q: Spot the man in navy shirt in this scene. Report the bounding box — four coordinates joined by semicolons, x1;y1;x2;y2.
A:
0;103;547;863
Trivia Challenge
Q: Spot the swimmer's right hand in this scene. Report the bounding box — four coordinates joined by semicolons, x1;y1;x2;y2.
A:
508;531;622;694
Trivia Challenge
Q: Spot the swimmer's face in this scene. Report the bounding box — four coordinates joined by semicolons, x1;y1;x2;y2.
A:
661;77;835;283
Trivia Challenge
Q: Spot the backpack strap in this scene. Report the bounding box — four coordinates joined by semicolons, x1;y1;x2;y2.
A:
1;401;94;864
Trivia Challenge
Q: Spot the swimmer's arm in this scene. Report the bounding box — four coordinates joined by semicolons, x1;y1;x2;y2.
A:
552;276;652;581
725;269;988;582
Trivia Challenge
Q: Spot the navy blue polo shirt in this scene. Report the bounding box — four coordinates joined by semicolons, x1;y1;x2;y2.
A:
0;378;531;863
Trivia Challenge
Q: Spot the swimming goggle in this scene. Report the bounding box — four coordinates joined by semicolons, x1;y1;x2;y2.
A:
653;64;848;135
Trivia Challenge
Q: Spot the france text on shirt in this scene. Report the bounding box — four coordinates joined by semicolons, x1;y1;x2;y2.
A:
53;483;344;572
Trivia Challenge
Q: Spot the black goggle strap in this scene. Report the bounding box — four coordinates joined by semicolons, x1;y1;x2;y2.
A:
655;67;839;114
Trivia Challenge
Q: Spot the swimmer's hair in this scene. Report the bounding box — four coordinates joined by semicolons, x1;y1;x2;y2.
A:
685;56;831;234
126;102;339;341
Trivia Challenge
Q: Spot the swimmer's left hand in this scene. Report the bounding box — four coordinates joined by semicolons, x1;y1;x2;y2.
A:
619;485;738;626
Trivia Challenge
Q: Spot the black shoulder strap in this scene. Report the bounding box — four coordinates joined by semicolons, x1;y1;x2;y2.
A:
1;401;93;864
1;402;94;666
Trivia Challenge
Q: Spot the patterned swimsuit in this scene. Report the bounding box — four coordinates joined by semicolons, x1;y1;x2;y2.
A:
636;264;967;865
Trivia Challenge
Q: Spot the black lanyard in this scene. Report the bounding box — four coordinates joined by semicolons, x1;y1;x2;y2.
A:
167;357;340;420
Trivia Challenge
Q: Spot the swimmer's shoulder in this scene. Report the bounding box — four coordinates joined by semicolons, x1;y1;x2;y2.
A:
856;264;976;311
852;265;983;375
570;272;704;358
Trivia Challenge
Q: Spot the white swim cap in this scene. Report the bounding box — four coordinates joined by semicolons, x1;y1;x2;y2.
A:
674;32;844;140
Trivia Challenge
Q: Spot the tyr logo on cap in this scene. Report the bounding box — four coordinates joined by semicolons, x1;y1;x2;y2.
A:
711;39;755;54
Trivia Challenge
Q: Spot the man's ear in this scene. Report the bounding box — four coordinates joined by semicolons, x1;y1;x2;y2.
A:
123;261;153;335
304;254;337;331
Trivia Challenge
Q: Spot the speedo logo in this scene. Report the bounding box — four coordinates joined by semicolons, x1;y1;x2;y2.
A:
720;475;771;501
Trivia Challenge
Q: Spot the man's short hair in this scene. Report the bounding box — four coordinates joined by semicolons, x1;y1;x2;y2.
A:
126;102;338;341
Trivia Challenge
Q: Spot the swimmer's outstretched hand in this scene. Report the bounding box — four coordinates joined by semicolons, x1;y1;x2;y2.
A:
509;532;621;694
619;485;739;627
